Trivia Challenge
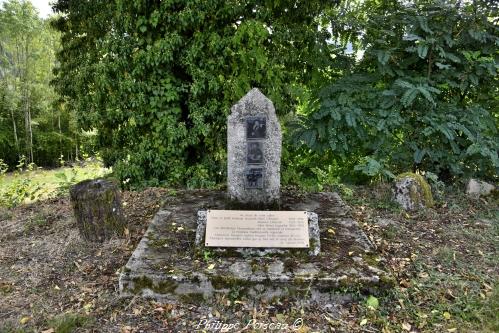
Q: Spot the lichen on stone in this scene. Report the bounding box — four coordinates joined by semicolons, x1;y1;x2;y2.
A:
395;172;434;209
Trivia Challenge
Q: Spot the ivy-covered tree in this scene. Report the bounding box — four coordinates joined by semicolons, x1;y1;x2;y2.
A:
295;0;498;181
51;0;338;187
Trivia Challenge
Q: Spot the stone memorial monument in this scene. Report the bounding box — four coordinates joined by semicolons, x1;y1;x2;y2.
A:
119;88;393;304
227;88;281;205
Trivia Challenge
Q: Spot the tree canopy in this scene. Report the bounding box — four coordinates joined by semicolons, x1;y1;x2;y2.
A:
47;0;498;186
51;0;339;187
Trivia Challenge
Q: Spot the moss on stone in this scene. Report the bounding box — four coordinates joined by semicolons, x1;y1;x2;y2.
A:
309;238;317;249
283;258;298;271
397;172;434;207
148;237;169;248
293;276;307;284
131;276;177;294
178;293;205;304
210;275;252;291
362;254;380;267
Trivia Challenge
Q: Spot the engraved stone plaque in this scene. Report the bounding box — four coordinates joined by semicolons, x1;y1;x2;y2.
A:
247;141;264;164
246;116;266;139
205;210;309;248
245;167;263;189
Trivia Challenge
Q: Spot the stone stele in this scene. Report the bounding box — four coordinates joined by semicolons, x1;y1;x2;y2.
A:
227;88;281;204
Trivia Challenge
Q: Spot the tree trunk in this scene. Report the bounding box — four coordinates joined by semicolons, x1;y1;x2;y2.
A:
58;110;62;149
27;95;33;163
24;38;33;164
75;134;79;160
70;178;127;242
10;106;19;154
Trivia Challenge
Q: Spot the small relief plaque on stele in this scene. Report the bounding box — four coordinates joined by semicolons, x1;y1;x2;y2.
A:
246;116;266;139
205;210;309;248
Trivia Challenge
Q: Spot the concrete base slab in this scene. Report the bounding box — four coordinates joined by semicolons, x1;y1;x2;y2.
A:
119;190;394;303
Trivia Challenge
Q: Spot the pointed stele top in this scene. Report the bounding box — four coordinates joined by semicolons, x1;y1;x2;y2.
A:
227;88;281;205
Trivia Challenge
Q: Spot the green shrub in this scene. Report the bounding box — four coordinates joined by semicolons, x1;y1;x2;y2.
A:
294;0;498;183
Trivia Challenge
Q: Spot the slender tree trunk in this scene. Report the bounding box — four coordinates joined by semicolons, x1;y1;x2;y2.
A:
12;40;22;160
58;110;62;157
28;96;33;163
24;91;30;161
23;37;33;163
75;134;79;161
10;105;19;154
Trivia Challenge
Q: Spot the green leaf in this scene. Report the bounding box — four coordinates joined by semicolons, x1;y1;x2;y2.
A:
414;149;425;163
345;112;356;127
445;52;461;63
395;80;415;89
436;61;452;69
438;125;454;141
377;50;390;65
417;86;434;104
417;16;432;33
417;44;428;58
401;88;418;107
366;295;379;310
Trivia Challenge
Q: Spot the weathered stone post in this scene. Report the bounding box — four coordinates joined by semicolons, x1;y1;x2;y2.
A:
70;178;126;242
227;88;281;205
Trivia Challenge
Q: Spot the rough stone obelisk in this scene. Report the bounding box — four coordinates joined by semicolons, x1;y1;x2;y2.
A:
227;88;281;205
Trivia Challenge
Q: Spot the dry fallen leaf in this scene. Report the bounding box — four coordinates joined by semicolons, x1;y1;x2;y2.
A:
296;325;310;333
120;325;132;333
153;306;164;313
20;316;31;324
418;272;429;278
402;322;411;331
399;279;411;288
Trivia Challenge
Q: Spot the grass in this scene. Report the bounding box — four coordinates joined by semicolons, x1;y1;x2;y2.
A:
0;160;110;206
343;182;498;332
23;213;49;233
46;313;91;333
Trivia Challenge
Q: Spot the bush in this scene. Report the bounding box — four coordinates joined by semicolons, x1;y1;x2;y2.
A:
293;0;498;182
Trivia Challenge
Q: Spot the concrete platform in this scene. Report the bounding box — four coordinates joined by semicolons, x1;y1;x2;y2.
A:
119;190;394;303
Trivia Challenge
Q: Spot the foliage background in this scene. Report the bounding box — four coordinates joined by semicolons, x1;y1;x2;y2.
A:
2;0;496;187
0;0;90;169
293;0;498;183
50;0;341;187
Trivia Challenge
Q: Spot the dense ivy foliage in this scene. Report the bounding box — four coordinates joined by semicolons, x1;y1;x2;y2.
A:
294;0;498;181
51;0;338;187
52;0;497;186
